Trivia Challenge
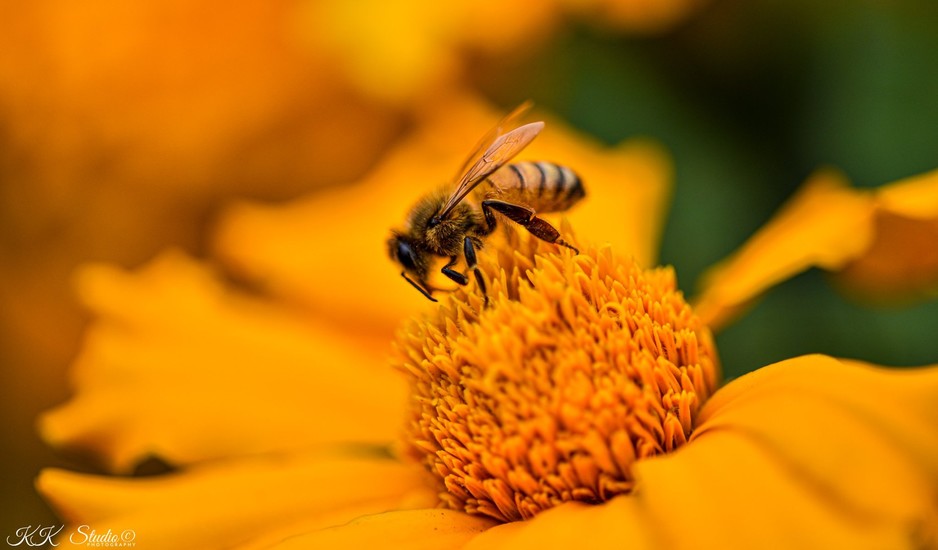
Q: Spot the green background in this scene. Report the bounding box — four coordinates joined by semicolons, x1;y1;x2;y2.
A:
484;0;938;379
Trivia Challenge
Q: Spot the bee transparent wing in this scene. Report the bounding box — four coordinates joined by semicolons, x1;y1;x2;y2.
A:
438;118;544;220
452;101;533;182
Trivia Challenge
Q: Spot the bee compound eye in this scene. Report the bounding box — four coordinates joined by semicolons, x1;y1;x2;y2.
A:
397;240;417;271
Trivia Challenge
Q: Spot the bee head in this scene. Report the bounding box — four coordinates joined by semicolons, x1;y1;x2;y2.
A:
387;233;421;274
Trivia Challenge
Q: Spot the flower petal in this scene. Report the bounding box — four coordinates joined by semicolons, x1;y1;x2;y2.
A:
465;351;938;549
40;251;407;472
695;168;938;329
462;498;657;549
303;2;560;104
835;169;938;302
558;0;710;34
262;509;495;550
693;169;877;329
688;354;938;546
37;451;436;550
634;430;917;549
213;95;672;333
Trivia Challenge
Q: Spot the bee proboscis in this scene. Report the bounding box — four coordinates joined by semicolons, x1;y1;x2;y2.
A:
387;102;586;305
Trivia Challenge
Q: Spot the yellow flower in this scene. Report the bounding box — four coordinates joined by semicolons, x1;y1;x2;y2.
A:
695;167;938;329
38;97;938;548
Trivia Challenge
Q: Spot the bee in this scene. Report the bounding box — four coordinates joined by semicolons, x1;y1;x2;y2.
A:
387;102;585;304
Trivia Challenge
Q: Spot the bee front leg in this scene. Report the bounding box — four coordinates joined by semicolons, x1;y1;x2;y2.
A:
463;236;488;307
401;272;438;302
481;199;579;254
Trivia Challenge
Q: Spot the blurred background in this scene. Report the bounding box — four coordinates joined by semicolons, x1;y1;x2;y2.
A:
2;0;937;534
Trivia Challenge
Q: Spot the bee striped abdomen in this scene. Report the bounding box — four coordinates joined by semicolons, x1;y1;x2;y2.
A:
486;161;585;213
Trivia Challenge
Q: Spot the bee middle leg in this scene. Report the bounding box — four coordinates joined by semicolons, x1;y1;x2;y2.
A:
462;236;488;306
438;245;488;306
481;199;579;254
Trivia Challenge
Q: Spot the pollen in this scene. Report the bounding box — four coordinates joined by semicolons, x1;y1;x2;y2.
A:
393;233;720;523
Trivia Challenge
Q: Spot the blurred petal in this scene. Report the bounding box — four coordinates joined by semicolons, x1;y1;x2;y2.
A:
264;509;495;550
560;0;710;34
37;451;436;550
693;169;876;329
696;168;938;329
835;169;938;302
0;2;402;199
40;251;407;472
463;498;657;549
301;2;559;104
213;94;672;333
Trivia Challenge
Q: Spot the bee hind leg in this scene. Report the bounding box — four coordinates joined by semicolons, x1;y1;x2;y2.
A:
481;199;579;254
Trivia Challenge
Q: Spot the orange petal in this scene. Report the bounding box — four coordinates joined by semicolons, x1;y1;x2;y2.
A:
264;509;496;550
557;0;710;34
37;451;436;550
213;94;671;332
634;430;916;549
688;355;938;545
40;251;407;472
462;498;657;549
303;2;560;104
835;169;938;302
697;354;938;482
693;169;877;330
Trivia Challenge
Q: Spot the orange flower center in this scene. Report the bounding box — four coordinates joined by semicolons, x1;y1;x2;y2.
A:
393;234;720;522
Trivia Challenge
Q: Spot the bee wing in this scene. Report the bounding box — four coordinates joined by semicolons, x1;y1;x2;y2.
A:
438;115;544;219
452;101;533;182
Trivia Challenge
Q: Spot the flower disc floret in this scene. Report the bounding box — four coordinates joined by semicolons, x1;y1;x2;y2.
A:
395;235;720;522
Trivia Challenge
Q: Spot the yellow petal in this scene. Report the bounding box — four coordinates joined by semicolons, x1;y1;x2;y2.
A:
462;498;658;549
635;430;916;549
301;1;561;104
213;94;672;332
687;355;938;546
40;251;407;472
37;451;436;550
835;169;938;302
698;355;938;482
263;509;495;550
876;168;938;219
693;169;877;330
558;0;709;34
